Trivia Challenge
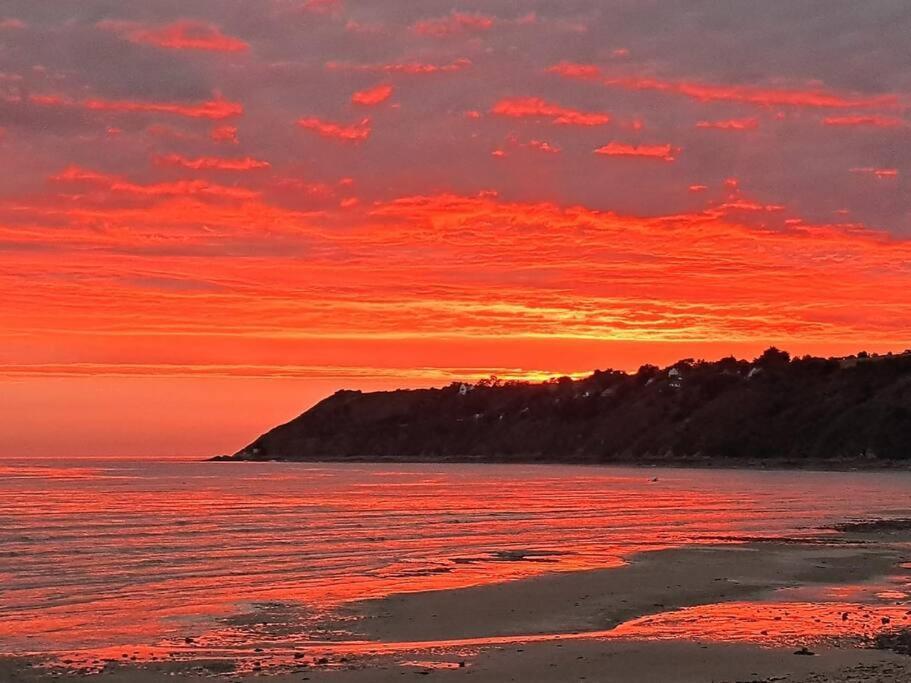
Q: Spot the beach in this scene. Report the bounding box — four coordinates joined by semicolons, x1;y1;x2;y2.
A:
5;534;911;681
3;461;911;681
5;643;911;682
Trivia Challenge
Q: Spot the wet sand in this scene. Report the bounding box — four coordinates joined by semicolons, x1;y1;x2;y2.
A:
4;642;911;683
4;533;911;682
347;541;904;642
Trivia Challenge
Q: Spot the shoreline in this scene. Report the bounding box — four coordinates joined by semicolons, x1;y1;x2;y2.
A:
212;454;911;473
5;532;911;681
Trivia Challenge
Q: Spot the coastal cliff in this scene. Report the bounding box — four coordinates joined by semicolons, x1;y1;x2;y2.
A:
222;349;911;464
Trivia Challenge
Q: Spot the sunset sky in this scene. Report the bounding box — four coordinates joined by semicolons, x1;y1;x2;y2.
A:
1;1;910;457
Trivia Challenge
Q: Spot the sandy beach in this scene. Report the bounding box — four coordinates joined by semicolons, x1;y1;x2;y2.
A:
5;529;911;682
5;642;910;683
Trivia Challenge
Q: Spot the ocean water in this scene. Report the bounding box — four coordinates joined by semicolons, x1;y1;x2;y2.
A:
2;459;911;658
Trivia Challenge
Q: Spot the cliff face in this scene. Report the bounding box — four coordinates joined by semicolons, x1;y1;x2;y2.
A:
227;349;911;463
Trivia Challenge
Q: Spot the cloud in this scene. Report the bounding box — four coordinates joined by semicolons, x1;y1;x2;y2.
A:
594;142;678;161
50;165;260;200
326;58;471;75
296;116;370;142
491;97;610;126
527;139;560;154
492;135;562;158
85;95;242;119
26;94;68;107
696;117;759;131
547;62;602;79
361;193;911;349
154;154;271;171
0;361;590;385
851;167;900;180
412;12;495;38
550;65;901;110
351;84;393;106
603;76;902;109
99;20;248;53
0;18;26;30
16;185;908;350
210;125;239;144
25;92;243;120
823;115;906;128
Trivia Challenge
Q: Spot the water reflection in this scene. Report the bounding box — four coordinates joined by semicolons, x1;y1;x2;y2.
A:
2;459;911;666
614;601;911;647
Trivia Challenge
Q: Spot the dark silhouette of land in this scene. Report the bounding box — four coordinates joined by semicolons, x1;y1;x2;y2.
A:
219;348;911;466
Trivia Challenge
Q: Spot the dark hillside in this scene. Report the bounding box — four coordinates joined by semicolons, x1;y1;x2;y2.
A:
222;349;911;464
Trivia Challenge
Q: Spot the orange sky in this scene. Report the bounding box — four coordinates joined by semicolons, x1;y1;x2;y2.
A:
1;2;910;457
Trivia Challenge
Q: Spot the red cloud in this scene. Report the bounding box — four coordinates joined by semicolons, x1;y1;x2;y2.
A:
210;125;239;144
550;66;901;111
491;97;610;126
851;167;899;180
352;84;393;106
154;154;271;171
493;135;562;157
0;18;26;29
720;199;785;213
28;94;67;107
604;76;901;109
527;139;560;154
326;58;471;75
297;116;371;142
412;12;495;37
99;20;248;53
50;165;259;200
823;115;906;128
696;117;758;131
546;62;602;79
594;142;678;161
83;95;242;120
26;92;243;120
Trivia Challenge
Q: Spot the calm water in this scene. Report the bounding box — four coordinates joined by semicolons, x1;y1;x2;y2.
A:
2;459;911;657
